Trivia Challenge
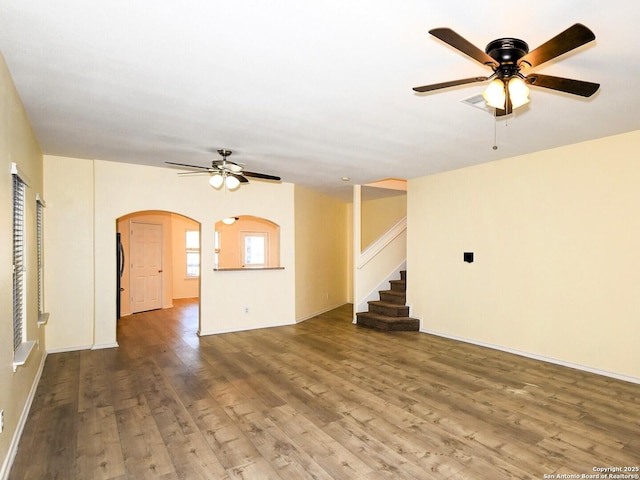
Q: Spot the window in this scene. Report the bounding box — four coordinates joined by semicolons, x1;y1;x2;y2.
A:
36;195;48;325
185;229;200;277
11;163;35;370
242;232;268;267
13;172;26;351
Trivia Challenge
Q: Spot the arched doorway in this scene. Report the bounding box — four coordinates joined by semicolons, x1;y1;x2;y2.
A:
116;210;201;335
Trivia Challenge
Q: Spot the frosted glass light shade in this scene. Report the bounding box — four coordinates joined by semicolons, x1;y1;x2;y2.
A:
209;174;224;188
225;175;240;190
508;77;530;109
483;79;506;109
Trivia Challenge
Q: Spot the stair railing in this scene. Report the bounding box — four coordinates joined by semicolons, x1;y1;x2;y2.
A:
357;216;407;270
354;216;407;319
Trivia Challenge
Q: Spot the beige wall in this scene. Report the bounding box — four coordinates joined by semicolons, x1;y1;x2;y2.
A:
0;53;46;476
294;186;351;321
43;157;95;350
361;189;407;250
408;130;640;381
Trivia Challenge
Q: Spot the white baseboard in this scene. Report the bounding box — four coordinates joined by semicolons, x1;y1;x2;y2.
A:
420;326;640;385
198;321;295;337
91;342;119;350
1;351;47;480
45;342;119;354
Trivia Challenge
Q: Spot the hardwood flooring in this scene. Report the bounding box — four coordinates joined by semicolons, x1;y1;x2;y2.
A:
9;299;640;479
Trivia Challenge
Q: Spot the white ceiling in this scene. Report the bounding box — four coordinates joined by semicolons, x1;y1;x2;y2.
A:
1;1;640;199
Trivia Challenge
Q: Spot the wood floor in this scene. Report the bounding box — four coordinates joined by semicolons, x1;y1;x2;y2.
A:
10;299;640;479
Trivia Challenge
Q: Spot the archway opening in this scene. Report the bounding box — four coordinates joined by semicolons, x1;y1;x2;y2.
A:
116;210;201;335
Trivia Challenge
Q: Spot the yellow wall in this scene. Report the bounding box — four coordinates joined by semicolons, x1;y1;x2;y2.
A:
361;189;406;250
408;130;640;381
0;53;46;475
294;186;351;321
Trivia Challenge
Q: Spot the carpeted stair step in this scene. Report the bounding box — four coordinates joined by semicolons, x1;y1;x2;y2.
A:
378;289;406;305
367;300;409;317
389;279;406;292
356;270;417;332
355;312;419;332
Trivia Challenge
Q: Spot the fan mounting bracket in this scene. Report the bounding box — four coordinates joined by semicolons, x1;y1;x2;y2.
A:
485;38;529;65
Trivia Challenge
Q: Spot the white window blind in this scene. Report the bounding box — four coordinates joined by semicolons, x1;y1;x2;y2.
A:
36;195;49;325
13;173;26;351
37;198;43;313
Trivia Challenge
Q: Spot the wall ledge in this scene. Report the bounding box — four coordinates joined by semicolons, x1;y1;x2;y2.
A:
12;341;36;373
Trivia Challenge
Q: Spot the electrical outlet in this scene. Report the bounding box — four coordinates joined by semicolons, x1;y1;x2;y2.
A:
0;409;4;433
244;307;249;314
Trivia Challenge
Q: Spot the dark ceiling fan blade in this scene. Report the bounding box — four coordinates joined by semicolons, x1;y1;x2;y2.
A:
518;23;595;69
165;161;210;171
177;171;209;176
429;28;498;67
525;73;600;97
243;171;281;181
230;173;249;183
413;76;489;93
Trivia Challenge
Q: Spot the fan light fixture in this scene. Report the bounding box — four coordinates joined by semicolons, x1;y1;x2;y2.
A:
209;174;224;189
482;79;506;109
482;77;530;111
508;77;530;108
209;173;241;190
414;25;601;118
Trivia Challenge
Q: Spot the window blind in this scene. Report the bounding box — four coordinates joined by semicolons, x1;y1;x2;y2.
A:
13;173;26;351
37;198;44;314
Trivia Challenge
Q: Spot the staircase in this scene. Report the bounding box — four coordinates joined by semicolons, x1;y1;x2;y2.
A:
356;271;419;331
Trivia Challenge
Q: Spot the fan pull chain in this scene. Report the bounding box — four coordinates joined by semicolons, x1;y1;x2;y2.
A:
492;110;498;150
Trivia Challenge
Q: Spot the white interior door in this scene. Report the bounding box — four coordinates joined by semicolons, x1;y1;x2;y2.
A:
130;221;163;313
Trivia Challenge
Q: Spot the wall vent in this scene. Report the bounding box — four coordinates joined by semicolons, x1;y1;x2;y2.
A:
461;93;492;113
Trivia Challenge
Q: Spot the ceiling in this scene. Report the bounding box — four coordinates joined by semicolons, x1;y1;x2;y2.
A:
1;1;639;199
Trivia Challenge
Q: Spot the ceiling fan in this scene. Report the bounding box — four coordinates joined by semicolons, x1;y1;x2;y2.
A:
166;149;281;190
413;23;600;116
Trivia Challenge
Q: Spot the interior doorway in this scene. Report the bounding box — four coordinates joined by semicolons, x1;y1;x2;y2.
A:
116;211;200;327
